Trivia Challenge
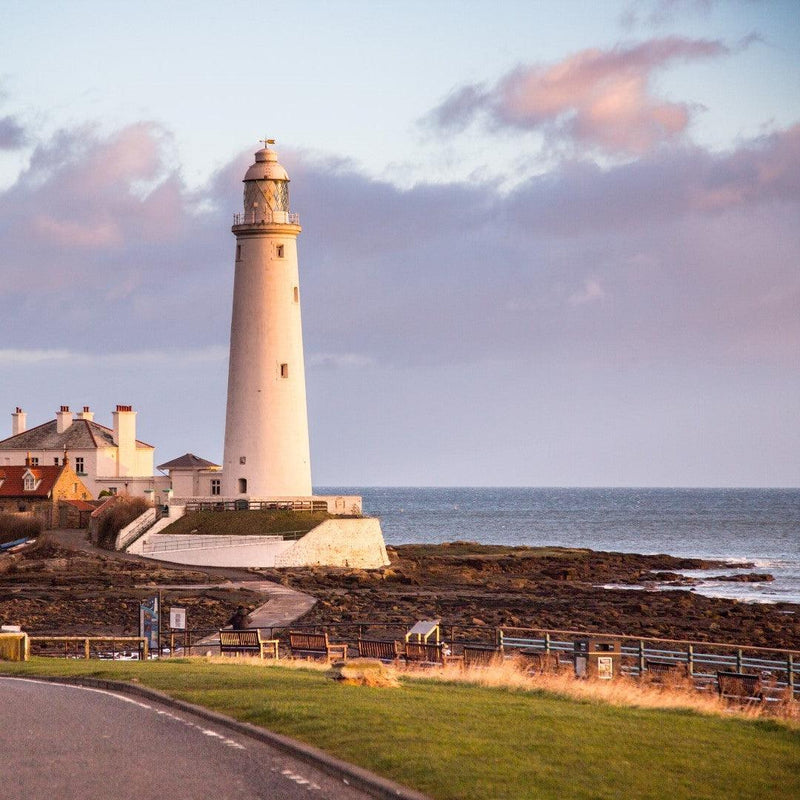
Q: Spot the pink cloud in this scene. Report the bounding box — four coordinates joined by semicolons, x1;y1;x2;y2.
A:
429;37;729;155
30;215;121;248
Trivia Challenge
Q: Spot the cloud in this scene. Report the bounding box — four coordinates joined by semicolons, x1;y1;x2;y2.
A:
0;115;26;150
569;279;606;306
621;0;714;28
0;119;797;380
0;346;228;367
427;37;730;155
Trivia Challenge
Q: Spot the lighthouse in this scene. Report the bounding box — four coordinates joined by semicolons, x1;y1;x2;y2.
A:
221;141;312;498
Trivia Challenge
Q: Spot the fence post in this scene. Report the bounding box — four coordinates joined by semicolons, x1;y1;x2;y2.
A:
544;632;551;653
84;638;90;660
736;648;743;672
638;640;645;675
788;653;794;692
687;644;694;676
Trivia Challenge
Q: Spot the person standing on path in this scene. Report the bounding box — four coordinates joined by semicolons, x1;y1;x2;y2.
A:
226;605;252;629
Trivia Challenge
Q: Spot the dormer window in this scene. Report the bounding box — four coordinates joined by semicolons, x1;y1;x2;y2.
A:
23;474;36;491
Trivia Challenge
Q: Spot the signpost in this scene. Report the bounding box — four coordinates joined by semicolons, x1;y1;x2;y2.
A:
169;607;186;630
169;606;187;656
139;596;159;656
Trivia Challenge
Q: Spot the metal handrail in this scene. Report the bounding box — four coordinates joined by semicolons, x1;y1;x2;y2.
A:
499;626;799;695
141;532;304;554
232;211;300;226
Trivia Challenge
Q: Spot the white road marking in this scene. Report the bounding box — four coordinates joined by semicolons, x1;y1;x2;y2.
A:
3;678;246;750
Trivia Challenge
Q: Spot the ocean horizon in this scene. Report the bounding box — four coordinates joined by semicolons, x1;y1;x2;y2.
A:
318;486;800;606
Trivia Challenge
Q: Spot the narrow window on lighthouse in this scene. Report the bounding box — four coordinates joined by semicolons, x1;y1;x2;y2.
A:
236;244;241;261
280;363;289;378
238;478;247;494
293;286;299;303
276;244;285;258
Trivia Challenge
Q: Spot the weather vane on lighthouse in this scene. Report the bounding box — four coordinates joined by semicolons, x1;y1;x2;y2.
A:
259;137;276;147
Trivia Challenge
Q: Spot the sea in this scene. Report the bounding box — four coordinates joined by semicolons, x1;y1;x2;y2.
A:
318;487;800;605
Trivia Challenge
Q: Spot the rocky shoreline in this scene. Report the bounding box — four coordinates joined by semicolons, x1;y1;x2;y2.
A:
261;543;798;649
1;538;797;649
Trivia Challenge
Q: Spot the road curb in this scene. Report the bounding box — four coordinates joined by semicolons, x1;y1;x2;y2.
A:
15;674;433;800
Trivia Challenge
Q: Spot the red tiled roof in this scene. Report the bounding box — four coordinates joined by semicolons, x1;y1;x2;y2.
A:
61;499;99;511
0;465;62;498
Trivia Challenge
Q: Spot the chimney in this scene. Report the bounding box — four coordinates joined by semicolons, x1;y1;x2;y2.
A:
12;407;26;436
112;405;137;477
76;405;94;422
56;405;73;434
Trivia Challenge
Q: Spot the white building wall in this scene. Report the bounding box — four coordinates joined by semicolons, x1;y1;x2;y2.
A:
222;225;312;498
130;518;388;569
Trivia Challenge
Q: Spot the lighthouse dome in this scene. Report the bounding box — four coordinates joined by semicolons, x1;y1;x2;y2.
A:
244;147;289;182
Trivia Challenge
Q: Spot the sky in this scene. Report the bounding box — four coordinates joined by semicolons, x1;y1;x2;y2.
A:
0;0;798;487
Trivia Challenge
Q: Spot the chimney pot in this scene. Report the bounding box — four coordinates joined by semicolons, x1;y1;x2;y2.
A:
12;408;27;436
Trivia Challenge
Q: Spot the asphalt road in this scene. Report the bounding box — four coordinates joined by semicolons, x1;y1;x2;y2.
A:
0;677;375;800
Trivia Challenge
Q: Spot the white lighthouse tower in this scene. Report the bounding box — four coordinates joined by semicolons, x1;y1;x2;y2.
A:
221;141;312;498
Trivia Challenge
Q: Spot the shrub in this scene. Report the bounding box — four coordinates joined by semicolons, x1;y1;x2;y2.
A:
0;512;42;545
95;496;150;550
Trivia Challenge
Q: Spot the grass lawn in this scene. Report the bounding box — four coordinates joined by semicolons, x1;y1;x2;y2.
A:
3;658;798;800
158;510;331;537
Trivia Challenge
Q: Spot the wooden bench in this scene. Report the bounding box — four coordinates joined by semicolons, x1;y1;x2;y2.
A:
515;649;562;674
357;638;402;662
717;671;763;703
463;644;503;668
645;659;686;681
218;629;279;659
289;631;347;661
404;641;447;665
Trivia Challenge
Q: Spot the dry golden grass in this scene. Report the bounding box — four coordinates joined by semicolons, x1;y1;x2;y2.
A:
194;652;799;725
403;657;800;725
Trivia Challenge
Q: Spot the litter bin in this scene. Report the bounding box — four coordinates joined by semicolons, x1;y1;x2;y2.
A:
574;637;621;679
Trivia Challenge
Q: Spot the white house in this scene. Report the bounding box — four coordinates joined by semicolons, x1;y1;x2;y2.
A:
0;405;169;502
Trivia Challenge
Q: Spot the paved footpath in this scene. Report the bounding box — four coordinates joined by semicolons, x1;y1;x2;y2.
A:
46;529;316;631
0;676;384;800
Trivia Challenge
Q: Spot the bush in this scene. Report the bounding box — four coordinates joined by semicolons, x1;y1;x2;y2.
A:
0;513;42;545
95;496;150;550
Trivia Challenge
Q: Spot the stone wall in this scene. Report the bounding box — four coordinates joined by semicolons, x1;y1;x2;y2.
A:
275;518;389;569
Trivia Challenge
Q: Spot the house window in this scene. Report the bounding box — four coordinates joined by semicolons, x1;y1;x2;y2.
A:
30;457;39;466
54;457;59;466
239;456;246;465
108;487;117;495
211;479;221;496
75;457;84;474
293;286;299;303
280;363;289;378
238;478;247;494
276;244;285;258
